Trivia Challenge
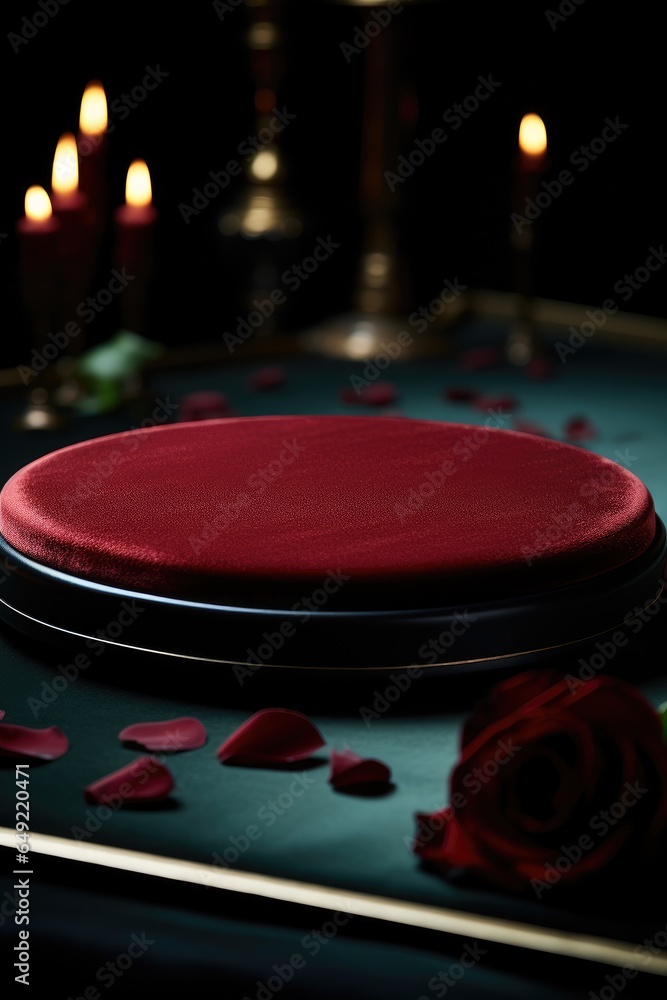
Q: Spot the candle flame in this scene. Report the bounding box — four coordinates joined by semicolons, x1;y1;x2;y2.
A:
80;81;108;136
126;159;152;207
52;133;79;195
519;114;547;156
25;185;53;222
250;148;278;181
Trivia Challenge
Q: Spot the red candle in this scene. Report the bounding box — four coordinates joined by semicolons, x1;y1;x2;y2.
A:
77;80;108;229
16;186;60;342
513;113;548;233
51;132;91;332
114;160;157;332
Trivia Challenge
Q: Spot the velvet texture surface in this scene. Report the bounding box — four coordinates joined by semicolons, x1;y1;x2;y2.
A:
0;416;655;604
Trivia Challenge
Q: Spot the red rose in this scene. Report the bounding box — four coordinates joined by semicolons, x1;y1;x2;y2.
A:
414;671;667;896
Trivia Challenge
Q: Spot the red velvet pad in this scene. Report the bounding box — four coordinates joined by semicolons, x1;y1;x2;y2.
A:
0;416;655;603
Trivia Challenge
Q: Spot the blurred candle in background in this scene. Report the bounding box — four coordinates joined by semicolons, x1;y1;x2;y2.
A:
507;114;548;366
114;159;157;333
17;185;60;343
78;80;108;237
51;132;91;334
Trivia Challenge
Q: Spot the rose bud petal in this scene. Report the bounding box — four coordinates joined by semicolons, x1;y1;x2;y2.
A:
84;756;174;805
444;387;479;403
329;748;391;789
564;416;597;441
512;419;551;438
340;382;397;407
474;394;518;414
0;724;68;761
416;671;667;894
217;708;325;766
458;347;504;371
119;717;206;752
177;391;232;422
246;366;286;391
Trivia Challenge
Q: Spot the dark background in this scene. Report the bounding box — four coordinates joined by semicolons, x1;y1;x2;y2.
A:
1;0;664;368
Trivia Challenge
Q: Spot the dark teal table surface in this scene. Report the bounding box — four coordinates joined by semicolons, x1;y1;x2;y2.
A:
2;327;667;997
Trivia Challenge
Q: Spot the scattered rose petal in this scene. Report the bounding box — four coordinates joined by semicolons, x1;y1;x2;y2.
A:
247;365;285;391
0;710;4;721
340;382;397;407
119;717;207;752
564;416;597;442
458;347;504;371
217;708;325;766
525;357;554;380
329;748;391;789
0;724;68;761
84;755;174;805
444;387;478;403
177;391;232;422
512;419;551;438
474;394;518;413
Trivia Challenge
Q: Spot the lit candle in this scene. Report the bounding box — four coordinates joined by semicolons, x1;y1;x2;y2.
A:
51;133;88;244
512;113;548;251
51;133;91;331
77;80;108;233
16;186;60;342
507;114;548;365
114;160;157;332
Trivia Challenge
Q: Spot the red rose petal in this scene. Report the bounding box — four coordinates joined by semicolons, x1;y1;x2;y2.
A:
0;724;68;761
0;710;4;720
512;419;551;438
564;416;597;441
444;387;479;403
247;365;286;391
119;717;207;752
458;347;504;371
329;748;391;789
474;394;518;414
217;708;325;766
177;391;232;422
340;382;397;407
84;755;174;805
